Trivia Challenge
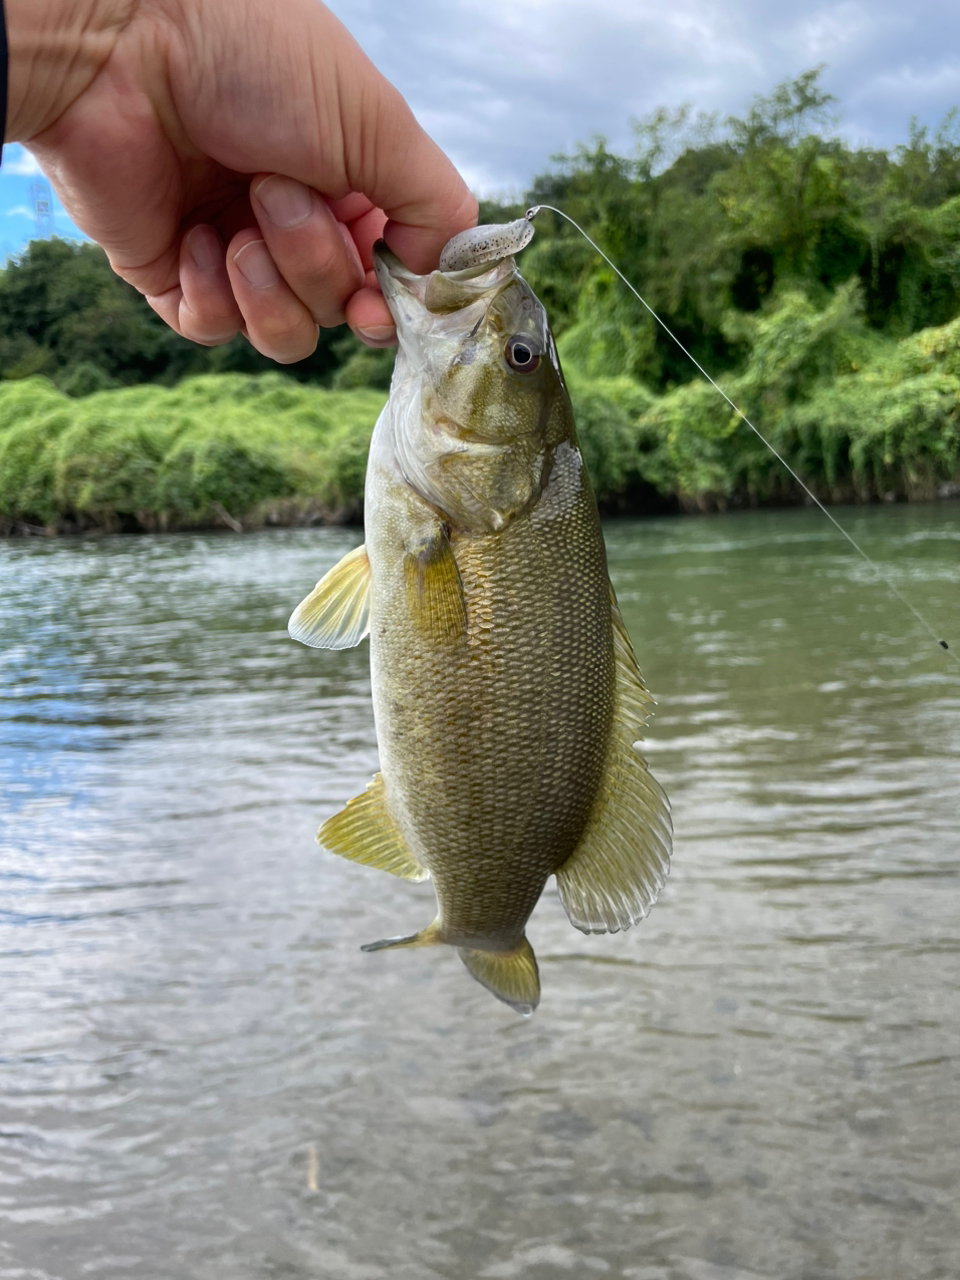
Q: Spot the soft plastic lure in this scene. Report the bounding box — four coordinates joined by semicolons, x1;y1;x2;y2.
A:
438;216;536;271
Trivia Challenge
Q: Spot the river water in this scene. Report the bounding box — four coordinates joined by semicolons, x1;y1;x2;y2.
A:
1;505;958;1280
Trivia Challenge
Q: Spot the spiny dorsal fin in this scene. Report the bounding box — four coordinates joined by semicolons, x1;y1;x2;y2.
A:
459;937;540;1015
318;773;429;882
288;544;370;649
555;587;672;934
403;531;466;643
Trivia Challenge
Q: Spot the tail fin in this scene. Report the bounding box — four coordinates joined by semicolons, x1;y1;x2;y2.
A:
361;921;443;953
361;925;540;1016
459;937;540;1015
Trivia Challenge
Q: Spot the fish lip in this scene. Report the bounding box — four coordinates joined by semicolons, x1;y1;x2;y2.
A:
373;241;419;298
373;241;518;293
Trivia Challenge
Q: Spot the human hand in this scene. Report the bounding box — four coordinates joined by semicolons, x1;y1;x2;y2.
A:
5;0;477;361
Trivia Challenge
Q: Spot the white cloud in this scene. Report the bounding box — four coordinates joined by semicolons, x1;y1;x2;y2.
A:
3;1;959;211
324;0;960;194
1;146;44;177
5;206;34;219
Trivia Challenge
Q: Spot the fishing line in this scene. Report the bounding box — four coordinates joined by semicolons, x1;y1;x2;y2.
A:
526;203;959;667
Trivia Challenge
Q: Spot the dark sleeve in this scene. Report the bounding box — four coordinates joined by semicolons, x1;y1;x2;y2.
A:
0;0;7;163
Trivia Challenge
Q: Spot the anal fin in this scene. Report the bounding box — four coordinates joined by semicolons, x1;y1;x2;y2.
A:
459;937;540;1015
555;588;673;934
319;773;428;882
289;543;370;649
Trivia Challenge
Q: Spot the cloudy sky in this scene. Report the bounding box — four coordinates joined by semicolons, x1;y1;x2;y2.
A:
2;0;960;255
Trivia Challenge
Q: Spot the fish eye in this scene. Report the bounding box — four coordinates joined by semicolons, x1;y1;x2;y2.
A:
505;336;541;373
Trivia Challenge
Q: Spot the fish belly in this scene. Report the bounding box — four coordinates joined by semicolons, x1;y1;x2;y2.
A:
368;457;615;949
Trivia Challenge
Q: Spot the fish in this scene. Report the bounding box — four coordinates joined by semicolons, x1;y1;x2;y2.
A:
289;224;672;1014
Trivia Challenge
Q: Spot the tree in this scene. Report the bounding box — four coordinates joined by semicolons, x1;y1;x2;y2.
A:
0;238;347;390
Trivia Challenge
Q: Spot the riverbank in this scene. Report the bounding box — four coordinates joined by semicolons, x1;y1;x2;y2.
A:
3;306;960;537
0;374;384;537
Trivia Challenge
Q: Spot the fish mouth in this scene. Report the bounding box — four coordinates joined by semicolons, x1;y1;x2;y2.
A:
372;242;417;296
373;241;517;293
371;242;430;333
373;241;519;333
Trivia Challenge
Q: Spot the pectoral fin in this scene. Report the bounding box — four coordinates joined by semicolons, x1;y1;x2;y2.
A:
555;589;672;934
288;544;370;649
319;773;428;882
459;937;540;1015
403;530;466;642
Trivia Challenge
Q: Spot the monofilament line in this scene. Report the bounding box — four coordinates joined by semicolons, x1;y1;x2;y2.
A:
527;203;958;667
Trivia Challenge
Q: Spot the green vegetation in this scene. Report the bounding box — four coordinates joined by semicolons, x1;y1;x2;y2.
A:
3;70;960;531
0;375;385;532
0;238;348;389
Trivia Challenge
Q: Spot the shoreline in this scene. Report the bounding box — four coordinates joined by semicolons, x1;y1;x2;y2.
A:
5;485;958;539
3;370;959;539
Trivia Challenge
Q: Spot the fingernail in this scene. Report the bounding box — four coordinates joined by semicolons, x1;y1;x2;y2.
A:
256;175;313;228
357;325;397;345
188;225;222;273
233;240;281;289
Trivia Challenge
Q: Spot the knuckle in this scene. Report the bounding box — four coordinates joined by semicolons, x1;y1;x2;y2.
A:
306;240;347;282
180;298;241;347
313;304;348;329
182;314;240;346
252;317;319;363
276;242;361;324
192;332;239;348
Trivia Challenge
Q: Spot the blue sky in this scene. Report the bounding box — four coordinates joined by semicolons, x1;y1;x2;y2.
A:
0;144;86;262
3;0;960;257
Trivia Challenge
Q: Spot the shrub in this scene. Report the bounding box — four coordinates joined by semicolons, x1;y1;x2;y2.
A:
0;375;386;531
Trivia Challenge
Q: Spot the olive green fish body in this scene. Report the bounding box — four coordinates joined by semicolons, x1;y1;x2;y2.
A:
367;438;614;951
289;236;672;1014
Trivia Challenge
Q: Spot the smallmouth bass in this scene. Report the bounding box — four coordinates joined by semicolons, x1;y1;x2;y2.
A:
290;226;672;1014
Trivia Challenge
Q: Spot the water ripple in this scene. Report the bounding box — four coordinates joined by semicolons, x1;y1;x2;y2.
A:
1;509;959;1279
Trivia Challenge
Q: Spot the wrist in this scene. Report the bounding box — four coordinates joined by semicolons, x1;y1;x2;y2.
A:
5;0;135;141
